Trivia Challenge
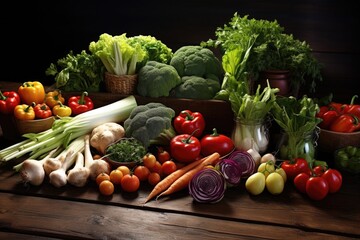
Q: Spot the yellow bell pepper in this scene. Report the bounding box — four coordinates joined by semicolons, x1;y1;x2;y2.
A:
14;104;35;120
52;101;72;117
45;90;65;108
18;81;45;105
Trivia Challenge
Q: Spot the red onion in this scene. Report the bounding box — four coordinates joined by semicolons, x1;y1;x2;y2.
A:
188;168;226;203
228;150;256;178
216;158;242;187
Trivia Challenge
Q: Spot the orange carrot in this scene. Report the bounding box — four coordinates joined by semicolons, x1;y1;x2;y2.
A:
156;152;220;200
143;153;219;204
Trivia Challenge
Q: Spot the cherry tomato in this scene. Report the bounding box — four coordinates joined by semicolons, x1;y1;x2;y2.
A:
143;153;156;169
148;172;161;186
157;147;171;164
96;172;110;186
134;165;150;181
117;166;130;176
99;180;114;196
109;169;123;185
161;160;177;176
293;172;310;194
121;174;140;193
322;169;342;193
281;158;310;180
306;176;329;201
149;161;162;175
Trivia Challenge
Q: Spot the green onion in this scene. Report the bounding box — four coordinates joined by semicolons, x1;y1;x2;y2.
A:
0;95;137;162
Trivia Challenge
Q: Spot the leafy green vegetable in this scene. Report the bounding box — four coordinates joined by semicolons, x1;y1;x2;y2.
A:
230;81;279;121
127;35;173;65
89;33;146;75
202;12;323;93
271;95;322;163
45;50;105;92
105;138;146;163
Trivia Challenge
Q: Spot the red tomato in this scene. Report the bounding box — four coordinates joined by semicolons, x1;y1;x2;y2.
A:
148;172;161;186
312;166;326;177
306;176;329;201
293;172;310;194
281;158;310;180
322;169;342;193
161;160;177;176
200;128;234;157
134;165;150;181
170;134;201;163
149;161;162;175
157;147;171;164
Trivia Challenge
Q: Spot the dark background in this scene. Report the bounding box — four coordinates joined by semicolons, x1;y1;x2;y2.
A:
2;0;359;102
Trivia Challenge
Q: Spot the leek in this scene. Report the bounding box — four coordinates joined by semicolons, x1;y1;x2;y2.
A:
0;95;137;162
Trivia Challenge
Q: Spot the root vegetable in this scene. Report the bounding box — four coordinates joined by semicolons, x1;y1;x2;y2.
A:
247;148;261;168
84;134;111;180
48;136;85;188
17;148;58;186
43;153;65;176
90;122;125;155
144;152;220;204
67;152;90;187
260;153;276;165
49;150;75;188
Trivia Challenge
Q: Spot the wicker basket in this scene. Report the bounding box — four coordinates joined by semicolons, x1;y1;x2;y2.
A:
104;72;138;94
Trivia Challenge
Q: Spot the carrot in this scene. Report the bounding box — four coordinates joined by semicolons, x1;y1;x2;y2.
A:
156;152;220;200
143;153;219;204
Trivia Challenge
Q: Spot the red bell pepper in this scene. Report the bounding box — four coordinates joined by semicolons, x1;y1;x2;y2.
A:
34;103;52;119
173;110;205;138
344;95;360;118
329;114;360;133
317;108;339;129
67;91;94;116
0;90;21;114
170;133;201;163
328;95;358;115
281;158;311;180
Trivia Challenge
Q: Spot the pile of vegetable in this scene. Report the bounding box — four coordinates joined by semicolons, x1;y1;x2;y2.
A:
334;146;360;173
316;95;360;132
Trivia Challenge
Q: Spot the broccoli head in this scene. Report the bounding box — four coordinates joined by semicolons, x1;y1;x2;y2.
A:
170;45;223;81
137;61;181;98
124;102;176;148
170;76;220;100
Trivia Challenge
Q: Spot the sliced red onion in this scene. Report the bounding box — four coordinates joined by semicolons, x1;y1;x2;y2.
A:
228;150;256;178
216;158;242;187
189;168;226;203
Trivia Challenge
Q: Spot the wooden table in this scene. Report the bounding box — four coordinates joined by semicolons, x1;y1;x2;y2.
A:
1;81;359;239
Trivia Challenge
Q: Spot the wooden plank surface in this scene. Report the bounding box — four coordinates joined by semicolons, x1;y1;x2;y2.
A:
0;165;359;239
0;192;356;240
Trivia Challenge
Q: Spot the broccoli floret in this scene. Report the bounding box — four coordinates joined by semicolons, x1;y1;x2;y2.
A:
170;45;223;81
124;102;176;148
137;61;181;98
170;76;220;100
